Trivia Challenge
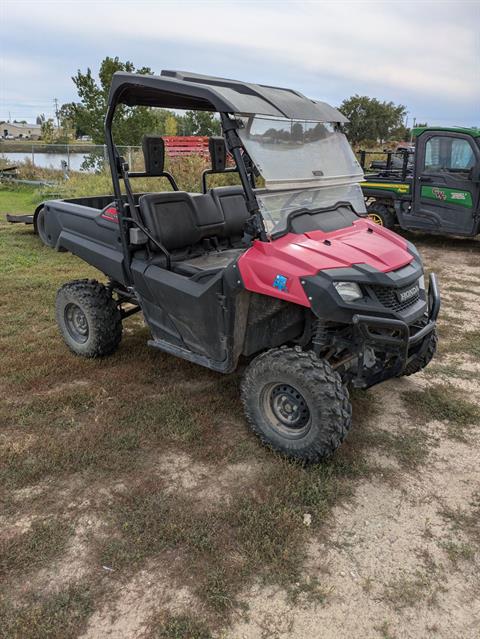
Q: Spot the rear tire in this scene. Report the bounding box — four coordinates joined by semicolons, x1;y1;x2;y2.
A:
56;279;122;357
241;347;352;462
367;201;396;230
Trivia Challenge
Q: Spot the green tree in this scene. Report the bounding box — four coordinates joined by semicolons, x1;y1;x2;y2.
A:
55;102;80;141
339;95;407;145
72;56;159;145
389;124;409;142
291;121;304;142
180;111;221;136
150;109;177;136
40;118;56;143
57;102;85;138
164;113;178;136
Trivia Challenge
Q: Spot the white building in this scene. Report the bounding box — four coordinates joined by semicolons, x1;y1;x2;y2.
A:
1;122;43;140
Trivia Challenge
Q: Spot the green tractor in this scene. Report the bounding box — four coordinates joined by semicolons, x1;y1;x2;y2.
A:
360;127;480;237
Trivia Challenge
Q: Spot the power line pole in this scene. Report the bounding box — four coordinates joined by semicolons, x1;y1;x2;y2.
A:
54;98;60;129
409;117;416;144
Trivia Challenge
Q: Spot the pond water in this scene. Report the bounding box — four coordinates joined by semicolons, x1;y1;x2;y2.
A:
1;152;98;172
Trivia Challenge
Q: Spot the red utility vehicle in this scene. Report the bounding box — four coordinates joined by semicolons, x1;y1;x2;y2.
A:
42;70;440;461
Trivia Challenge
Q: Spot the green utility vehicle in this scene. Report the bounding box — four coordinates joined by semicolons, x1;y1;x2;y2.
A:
360;127;480;236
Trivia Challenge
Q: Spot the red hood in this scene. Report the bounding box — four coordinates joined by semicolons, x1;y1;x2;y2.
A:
238;219;413;307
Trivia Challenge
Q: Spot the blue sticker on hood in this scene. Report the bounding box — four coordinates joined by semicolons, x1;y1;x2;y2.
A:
273;274;288;292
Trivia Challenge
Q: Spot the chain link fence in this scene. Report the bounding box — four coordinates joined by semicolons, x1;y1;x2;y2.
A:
0;143;143;173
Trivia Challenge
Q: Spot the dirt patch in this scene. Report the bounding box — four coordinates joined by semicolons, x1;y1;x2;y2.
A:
80;563;196;639
152;451;261;508
34;515;106;593
1;212;479;638
228;439;480;638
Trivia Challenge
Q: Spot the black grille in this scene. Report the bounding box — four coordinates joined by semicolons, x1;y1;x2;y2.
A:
370;283;420;313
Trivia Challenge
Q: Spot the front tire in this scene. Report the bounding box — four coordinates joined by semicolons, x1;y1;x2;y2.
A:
241;347;352;462
401;327;438;376
56;279;122;357
367;201;396;230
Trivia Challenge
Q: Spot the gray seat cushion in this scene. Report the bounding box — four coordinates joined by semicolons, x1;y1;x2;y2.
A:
179;248;245;272
138;187;249;276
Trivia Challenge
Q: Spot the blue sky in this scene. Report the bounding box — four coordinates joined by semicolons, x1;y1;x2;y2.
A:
1;0;479;127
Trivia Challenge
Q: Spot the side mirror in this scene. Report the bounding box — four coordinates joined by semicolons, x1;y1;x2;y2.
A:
209;137;227;172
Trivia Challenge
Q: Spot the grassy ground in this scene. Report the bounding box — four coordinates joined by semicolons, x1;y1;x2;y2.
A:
0;187;479;638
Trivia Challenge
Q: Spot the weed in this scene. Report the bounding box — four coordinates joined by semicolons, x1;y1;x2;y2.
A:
2;185;478;634
382;567;445;609
0;518;71;579
449;285;480;296
201;566;237;613
361;576;374;594
0;584;93;639
402;385;479;437
457;330;480;358
287;576;330;605
424;364;479;382
354;425;432;469
375;620;397;639
440;492;480;547
145;613;213;639
97;458;353;620
440;540;475;565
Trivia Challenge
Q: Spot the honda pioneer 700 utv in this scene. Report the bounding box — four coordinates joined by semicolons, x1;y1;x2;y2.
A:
43;70;440;462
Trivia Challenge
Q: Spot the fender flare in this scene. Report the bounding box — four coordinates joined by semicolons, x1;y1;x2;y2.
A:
32;202;45;235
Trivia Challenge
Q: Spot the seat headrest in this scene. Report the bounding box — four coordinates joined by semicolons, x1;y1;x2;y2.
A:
142;136;165;176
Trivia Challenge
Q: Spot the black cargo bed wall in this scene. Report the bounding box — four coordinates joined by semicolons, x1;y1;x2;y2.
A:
44;201;127;285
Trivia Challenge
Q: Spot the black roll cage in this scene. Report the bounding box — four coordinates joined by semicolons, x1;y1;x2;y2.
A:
104;70;349;284
105;106;266;285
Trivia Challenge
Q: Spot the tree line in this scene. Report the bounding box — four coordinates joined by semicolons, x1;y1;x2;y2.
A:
37;56;419;147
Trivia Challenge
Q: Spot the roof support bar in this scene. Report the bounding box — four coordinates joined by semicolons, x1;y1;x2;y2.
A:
221;114;268;243
105;103;133;283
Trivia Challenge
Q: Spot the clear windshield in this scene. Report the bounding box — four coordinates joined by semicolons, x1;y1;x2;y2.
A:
256;184;367;234
237;115;363;189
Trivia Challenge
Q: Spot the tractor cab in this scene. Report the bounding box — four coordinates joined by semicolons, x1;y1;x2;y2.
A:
360;127;480;236
410;127;480;236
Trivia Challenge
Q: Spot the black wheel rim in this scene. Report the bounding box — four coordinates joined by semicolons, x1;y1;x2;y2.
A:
261;382;311;438
64;303;89;343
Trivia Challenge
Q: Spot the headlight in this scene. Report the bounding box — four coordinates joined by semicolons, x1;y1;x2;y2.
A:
333;281;363;302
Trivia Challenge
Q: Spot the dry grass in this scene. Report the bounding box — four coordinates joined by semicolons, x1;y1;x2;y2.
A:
0;518;72;579
401;384;479;441
3;153;242;201
0;584;94;639
1;188;479;637
145;613;213;639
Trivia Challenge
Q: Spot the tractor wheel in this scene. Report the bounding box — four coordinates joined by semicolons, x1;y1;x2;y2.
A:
367;202;396;230
241;347;352;462
56;279;122;357
35;207;55;248
401;325;438;377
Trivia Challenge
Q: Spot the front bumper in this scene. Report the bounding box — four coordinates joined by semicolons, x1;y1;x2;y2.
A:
351;273;440;388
